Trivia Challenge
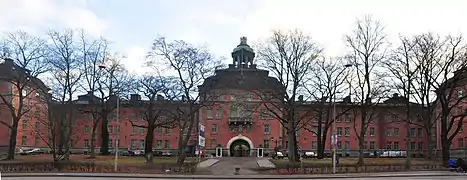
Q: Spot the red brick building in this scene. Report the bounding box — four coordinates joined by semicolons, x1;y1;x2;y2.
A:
0;58;49;152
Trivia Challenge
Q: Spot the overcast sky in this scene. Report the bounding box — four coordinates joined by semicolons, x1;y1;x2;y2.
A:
1;0;467;75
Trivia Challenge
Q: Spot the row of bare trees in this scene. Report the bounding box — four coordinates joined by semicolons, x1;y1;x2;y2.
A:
252;15;467;166
0;31;221;164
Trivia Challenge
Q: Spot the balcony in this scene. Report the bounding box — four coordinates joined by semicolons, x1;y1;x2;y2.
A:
228;116;253;125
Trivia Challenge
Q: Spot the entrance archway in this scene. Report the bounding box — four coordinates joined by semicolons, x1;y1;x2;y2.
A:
229;139;251;157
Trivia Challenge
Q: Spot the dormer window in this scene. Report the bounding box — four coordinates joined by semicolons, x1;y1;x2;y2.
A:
457;90;463;99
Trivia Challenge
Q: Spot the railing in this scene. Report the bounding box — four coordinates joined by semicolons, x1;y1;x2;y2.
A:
228;117;253;123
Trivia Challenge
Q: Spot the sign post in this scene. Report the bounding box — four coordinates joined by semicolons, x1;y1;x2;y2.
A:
198;124;205;161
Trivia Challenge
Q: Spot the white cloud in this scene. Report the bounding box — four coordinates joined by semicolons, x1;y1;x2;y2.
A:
0;0;108;36
123;46;152;75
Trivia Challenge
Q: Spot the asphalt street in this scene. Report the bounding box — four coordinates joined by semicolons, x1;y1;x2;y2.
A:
2;177;466;180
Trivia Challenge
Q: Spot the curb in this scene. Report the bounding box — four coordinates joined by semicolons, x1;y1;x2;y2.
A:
3;173;467;179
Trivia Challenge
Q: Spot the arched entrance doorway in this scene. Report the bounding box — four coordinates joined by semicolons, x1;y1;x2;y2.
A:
229;139;251;157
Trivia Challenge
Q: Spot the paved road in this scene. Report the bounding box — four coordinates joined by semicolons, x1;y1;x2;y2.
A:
209;157;260;175
3;177;466;180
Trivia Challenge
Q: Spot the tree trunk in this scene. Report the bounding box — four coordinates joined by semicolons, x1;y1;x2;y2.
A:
100;116;110;155
426;130;433;159
441;116;450;166
286;120;298;163
145;125;155;164
89;122;98;158
5;122;19;160
176;115;195;164
357;136;364;165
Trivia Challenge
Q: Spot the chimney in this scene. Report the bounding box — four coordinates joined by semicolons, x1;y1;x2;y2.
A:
392;93;399;98
343;96;351;103
3;58;14;66
130;94;141;102
157;94;164;101
298;95;304;102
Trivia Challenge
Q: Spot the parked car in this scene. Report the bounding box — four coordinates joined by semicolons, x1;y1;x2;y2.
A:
302;151;317;159
380;150;407;158
276;152;285;159
20;148;45;155
132;150;145;156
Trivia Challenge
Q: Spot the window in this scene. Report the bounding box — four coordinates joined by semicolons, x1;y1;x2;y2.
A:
394;142;400;150
218;94;225;101
263;139;270;148
344;114;351;122
410;142;416;150
311;127;317;136
458;90;463;99
34;137;40;146
363;141;368;149
131;139;137;149
211;139;217;148
211;124;217;134
21;136;27;145
459;138;464;148
139;127;145;135
229;125;235;132
369;127;375;136
344;127;350;136
164;140;170;148
206;108;213;119
132;126;137;134
84;139;89;148
409;128;415;137
22;120;27;130
238;125;243;133
386;128;392;137
394;128;400;137
156;140;162;148
140;140;145;149
337;127;343;136
109;139;113;148
35;122;40;130
164;127;170;134
35;109;40;118
246;124;251;132
216;108;222;119
386;141;392;150
337;141;342;149
157;127;162;135
311;141;317;149
84;125;89;133
345;141;350;150
417;142;423;150
369;141;375;150
108;125;113;133
263;124;270;134
116;125;120;133
417;128;423;137
246;93;253;101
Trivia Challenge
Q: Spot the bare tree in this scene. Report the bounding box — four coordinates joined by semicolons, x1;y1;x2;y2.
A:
384;35;420;167
345;16;390;165
77;30;110;157
255;29;322;163
96;56;133;155
304;58;352;159
46;29;84;160
0;31;48;160
147;37;221;164
129;75;179;164
427;35;467;163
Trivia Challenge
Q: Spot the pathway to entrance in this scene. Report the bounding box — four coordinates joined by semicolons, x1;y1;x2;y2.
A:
208;157;261;175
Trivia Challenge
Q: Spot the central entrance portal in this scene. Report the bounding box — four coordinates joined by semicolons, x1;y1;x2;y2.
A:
229;139;251;157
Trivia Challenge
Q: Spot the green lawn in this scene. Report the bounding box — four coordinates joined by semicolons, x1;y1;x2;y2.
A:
13;155;196;165
271;157;439;165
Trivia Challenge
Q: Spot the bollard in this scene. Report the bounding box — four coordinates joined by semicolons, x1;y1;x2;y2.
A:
234;167;240;175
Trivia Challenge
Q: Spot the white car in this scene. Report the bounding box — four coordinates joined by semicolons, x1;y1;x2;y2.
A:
276;152;285;159
303;151;317;158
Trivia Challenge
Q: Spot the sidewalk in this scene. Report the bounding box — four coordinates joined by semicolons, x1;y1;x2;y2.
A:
3;171;467;179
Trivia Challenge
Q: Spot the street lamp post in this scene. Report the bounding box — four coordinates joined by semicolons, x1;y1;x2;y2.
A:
98;65;120;172
332;64;353;174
